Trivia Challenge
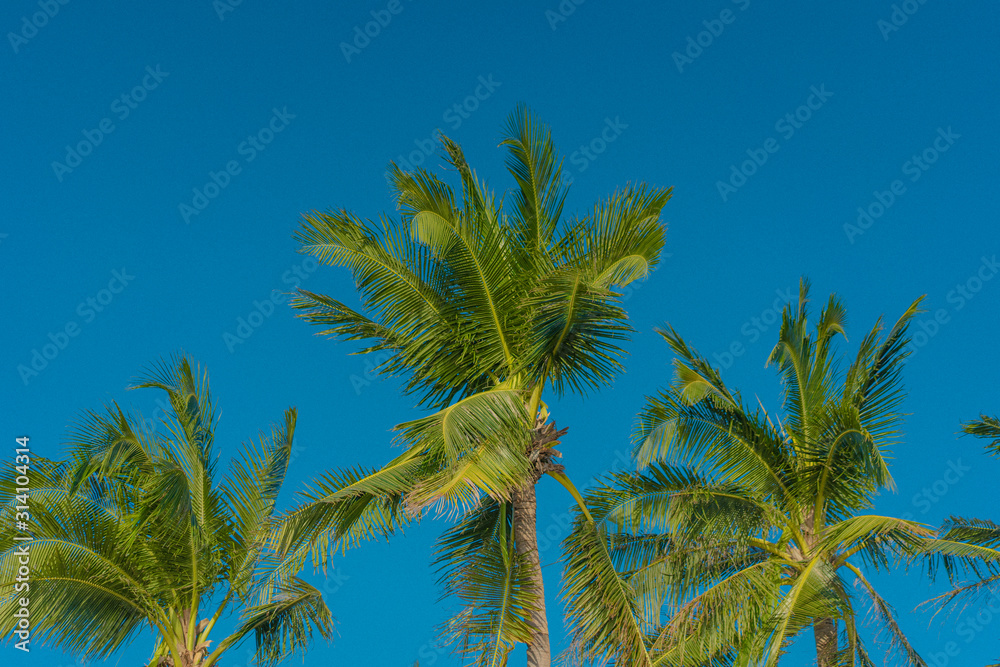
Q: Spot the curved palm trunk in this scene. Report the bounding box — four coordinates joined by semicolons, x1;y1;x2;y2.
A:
813;617;837;667
512;483;551;667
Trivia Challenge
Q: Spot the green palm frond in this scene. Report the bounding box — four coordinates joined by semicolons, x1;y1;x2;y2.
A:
823;515;934;570
228;577;334;667
962;414;1000;456
634;354;792;506
593;464;775;544
569;184;672;289
394;389;533;513
394;389;529;463
274;451;421;576
563;514;655;667
436;500;536;666
0;495;164;657
920;517;1000;615
525;270;633;395
648;560;783;667
499;104;569;260
225;409;297;601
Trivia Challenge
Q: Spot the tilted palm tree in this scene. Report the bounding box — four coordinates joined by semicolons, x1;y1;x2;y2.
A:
0;357;333;667
563;280;950;666
281;106;671;666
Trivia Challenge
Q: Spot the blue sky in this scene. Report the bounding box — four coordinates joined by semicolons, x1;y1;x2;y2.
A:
2;0;999;664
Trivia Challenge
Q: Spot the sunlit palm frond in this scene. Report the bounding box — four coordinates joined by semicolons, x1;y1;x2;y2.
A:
499;104;569;263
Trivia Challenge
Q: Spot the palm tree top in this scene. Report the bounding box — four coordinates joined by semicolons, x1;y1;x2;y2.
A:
283;107;673;667
292;105;672;409
563;280;942;666
0;356;333;667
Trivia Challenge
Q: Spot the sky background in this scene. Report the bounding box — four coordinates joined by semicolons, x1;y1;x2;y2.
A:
2;0;999;665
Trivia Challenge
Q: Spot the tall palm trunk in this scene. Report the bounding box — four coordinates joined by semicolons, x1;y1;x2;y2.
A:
512;483;550;667
802;510;837;666
813;617;837;667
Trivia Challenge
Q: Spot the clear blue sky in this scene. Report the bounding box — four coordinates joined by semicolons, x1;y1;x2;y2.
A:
2;1;999;665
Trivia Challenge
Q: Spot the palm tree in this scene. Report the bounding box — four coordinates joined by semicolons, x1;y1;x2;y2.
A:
282;106;672;666
563;280;942;666
0;357;333;667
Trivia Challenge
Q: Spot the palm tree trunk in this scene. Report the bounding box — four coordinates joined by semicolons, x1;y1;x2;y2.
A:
512;483;550;667
813;617;837;667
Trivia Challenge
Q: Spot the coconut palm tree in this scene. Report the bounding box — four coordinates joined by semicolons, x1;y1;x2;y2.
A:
281;106;671;666
562;280;945;666
0;357;333;667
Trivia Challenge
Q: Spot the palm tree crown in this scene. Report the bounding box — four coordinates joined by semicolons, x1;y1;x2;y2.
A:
0;357;332;667
282;106;672;665
563;280;946;666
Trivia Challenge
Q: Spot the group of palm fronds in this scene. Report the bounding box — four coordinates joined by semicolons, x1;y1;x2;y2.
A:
3;108;999;667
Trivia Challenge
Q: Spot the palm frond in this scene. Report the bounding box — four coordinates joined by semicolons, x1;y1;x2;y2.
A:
230;577;334;667
436;500;536;666
844;562;927;666
499;104;569;261
563;515;655;666
962;415;1000;456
